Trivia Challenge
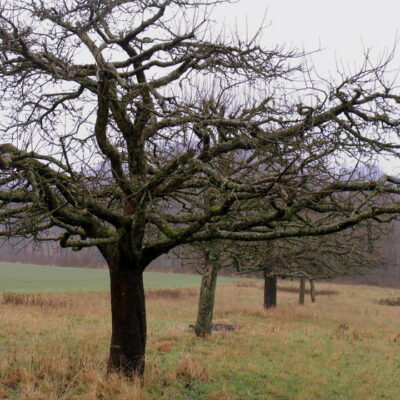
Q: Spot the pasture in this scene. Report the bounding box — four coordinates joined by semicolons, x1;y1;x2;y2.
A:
0;262;235;292
1;266;400;399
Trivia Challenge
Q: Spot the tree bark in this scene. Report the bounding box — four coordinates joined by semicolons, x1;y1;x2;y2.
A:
298;277;306;305
310;279;316;303
107;265;146;377
263;272;277;308
194;258;219;337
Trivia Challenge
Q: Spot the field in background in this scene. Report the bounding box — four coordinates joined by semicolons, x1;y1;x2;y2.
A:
1;279;400;399
0;262;235;292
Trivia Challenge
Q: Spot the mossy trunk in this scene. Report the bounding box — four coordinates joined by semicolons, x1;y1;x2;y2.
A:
298;277;306;305
107;264;146;377
263;272;277;308
310;279;316;303
194;259;219;337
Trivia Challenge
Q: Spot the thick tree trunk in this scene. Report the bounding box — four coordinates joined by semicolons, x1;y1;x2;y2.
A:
310;279;316;303
194;259;219;337
108;266;146;377
263;272;277;308
298;277;306;305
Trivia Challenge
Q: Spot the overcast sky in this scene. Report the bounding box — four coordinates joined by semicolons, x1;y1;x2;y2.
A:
214;1;399;74
212;1;400;173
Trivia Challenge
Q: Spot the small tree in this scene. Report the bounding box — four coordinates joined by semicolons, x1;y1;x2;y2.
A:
185;219;384;336
298;278;306;305
310;279;316;303
195;248;220;337
238;224;385;308
178;240;233;337
263;271;278;308
2;0;400;377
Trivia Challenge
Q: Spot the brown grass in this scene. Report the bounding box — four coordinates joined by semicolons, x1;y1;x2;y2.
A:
2;292;70;308
146;287;198;300
235;280;339;295
175;354;211;381
378;297;400;306
206;390;238;400
278;286;339;296
235;280;261;288
1;282;400;399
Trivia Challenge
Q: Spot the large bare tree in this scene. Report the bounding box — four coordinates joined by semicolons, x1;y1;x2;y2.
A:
1;0;400;376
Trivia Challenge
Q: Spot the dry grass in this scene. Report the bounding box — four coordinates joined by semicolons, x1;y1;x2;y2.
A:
1;283;400;399
378;297;400;306
277;286;339;296
146;287;198;300
175;354;211;381
2;292;70;309
235;280;261;288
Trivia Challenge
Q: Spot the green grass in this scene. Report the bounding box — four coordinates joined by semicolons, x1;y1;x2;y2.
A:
0;261;235;292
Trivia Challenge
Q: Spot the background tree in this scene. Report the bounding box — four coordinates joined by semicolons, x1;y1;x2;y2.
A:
309;279;316;303
179;240;233;337
236;223;385;308
180;217;385;336
2;0;400;377
298;277;306;305
263;270;278;308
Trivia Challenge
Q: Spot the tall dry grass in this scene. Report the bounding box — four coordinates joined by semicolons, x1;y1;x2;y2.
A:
1;282;400;399
2;292;70;308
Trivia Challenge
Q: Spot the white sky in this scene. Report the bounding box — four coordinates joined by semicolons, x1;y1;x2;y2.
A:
212;1;400;174
214;1;399;72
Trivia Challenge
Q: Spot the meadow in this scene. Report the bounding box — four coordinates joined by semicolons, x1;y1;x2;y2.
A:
1;265;400;399
0;262;235;292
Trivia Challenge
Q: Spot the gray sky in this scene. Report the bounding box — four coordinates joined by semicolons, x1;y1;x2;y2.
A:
215;0;399;74
213;1;400;173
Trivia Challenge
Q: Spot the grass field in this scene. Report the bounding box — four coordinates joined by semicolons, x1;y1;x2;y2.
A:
1;271;400;399
0;262;235;292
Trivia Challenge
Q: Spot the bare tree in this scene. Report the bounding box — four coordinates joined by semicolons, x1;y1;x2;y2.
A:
239;224;385;308
179;240;233;337
298;279;316;304
1;0;400;377
309;279;316;303
185;218;384;335
263;271;278;308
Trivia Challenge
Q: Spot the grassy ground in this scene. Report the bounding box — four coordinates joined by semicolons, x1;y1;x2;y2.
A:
0;262;235;292
1;278;400;399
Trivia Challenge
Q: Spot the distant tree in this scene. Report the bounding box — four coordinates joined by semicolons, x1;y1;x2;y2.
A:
310;279;316;303
236;224;385;308
263;272;278;308
298;278;306;305
2;0;400;377
184;220;385;337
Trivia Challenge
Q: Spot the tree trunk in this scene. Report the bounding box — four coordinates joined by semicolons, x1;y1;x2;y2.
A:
298;277;306;305
263;272;277;308
310;279;316;303
194;259;219;337
108;266;146;377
